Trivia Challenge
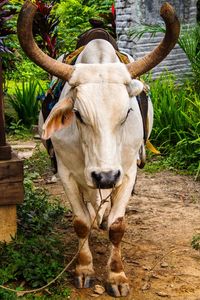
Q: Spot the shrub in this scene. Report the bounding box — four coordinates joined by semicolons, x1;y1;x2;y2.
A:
191;234;200;251
129;23;200;88
148;73;200;178
18;177;65;237
55;0;113;52
9;58;48;81
0;0;17;73
7;80;43;128
0;145;69;298
178;24;200;89
0;173;66;293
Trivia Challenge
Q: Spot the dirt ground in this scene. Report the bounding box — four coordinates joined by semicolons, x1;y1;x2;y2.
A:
14;141;200;299
46;169;200;300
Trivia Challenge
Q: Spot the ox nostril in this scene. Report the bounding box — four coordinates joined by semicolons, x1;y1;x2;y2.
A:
91;171;102;183
91;170;121;189
115;170;121;180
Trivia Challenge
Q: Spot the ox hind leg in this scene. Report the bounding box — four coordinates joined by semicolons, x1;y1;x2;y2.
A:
57;165;95;288
106;169;137;297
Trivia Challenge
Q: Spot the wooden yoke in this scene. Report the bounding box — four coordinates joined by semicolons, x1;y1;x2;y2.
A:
0;58;24;242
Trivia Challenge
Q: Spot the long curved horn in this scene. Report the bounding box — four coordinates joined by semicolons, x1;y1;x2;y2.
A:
127;2;180;78
17;0;73;81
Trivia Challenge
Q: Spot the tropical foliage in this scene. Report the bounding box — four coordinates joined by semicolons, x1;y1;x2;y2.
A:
33;0;60;58
147;73;200;179
55;0;113;51
7;80;43;128
129;23;200;88
0;0;16;54
0;162;67;298
129;21;200;178
178;24;200;88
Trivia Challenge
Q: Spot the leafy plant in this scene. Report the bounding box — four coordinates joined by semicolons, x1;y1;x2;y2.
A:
9;58;48;81
178;24;200;88
24;145;52;178
191;234;200;251
7;80;43;128
148;73;200;178
0;0;16;54
4;0;58;80
130;21;200;178
18;178;65;237
0;235;65;288
0;167;66;294
129;23;200;87
8;120;31;139
33;0;60;58
55;0;113;52
0;0;18;75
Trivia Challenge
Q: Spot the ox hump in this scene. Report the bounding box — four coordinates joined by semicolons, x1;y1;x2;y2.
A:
69;63;132;86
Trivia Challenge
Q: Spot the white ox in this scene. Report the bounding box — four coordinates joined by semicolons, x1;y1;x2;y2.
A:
18;1;180;297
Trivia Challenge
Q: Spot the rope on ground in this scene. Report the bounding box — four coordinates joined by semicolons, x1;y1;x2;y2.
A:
0;188;113;297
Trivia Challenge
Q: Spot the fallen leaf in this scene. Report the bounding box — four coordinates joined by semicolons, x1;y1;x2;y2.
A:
160;262;169;268
93;284;105;295
156;291;169;297
141;282;151;291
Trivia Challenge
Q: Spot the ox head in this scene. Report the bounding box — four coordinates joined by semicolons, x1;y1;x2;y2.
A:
42;63;144;188
17;1;180;189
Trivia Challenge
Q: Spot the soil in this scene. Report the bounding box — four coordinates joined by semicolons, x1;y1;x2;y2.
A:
14;141;200;300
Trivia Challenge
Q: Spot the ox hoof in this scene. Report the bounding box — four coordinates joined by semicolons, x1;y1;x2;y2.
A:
99;219;107;230
74;275;95;289
106;282;130;297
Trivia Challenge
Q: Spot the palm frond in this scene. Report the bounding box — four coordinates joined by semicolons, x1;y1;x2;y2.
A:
129;23;165;40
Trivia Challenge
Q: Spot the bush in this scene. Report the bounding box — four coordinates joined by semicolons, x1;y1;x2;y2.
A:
178;24;200;89
129;23;200;89
148;73;200;178
191;234;200;251
18;177;65;237
0;235;64;288
55;0;113;52
7;80;43;128
9;57;48;81
0;169;67;294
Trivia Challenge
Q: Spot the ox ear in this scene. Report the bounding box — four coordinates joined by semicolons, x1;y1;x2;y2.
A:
127;79;144;97
42;97;74;140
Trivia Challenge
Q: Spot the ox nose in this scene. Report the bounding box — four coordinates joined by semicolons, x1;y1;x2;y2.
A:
91;170;121;189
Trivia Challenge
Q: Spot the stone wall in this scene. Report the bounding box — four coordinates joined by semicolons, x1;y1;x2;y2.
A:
116;0;197;77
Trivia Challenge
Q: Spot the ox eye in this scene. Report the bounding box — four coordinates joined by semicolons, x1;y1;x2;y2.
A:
121;108;133;125
73;109;85;124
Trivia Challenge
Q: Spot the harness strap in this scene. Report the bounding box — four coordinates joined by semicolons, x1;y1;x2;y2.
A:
136;91;149;144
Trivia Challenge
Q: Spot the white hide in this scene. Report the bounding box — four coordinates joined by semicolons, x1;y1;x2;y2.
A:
40;39;153;224
39;39;153;295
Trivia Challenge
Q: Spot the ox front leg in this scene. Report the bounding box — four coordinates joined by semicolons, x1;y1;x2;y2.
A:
57;165;95;288
73;217;95;288
106;172;136;297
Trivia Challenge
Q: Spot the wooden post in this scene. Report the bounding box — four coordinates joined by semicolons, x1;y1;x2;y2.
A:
0;57;24;242
0;58;11;160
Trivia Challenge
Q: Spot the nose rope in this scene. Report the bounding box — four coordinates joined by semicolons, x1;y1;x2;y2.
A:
98;186;115;205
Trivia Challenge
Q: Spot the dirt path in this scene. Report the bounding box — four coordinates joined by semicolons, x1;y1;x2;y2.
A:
47;169;200;300
12;142;200;299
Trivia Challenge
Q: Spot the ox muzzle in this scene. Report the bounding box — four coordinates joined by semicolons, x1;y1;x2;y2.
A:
91;170;121;189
